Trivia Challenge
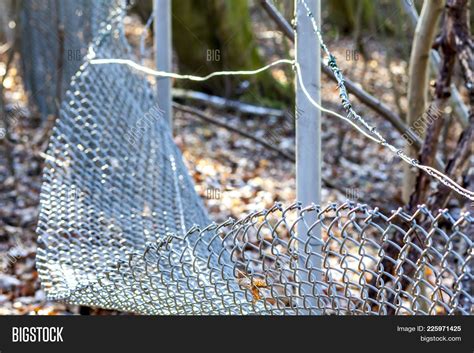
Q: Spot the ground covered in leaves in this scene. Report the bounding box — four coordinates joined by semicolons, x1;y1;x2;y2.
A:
0;13;468;315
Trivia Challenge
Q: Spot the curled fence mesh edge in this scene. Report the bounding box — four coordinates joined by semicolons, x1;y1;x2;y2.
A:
33;0;473;315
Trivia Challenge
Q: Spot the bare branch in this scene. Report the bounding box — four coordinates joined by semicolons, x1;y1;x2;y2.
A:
401;0;470;127
404;0;445;205
173;88;284;117
259;0;423;151
173;102;295;162
173;102;366;197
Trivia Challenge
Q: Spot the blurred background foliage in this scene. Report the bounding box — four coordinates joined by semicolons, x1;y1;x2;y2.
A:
4;0;473;109
131;0;430;106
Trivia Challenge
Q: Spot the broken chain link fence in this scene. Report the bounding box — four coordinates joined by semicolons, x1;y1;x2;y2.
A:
38;196;473;315
33;0;473;315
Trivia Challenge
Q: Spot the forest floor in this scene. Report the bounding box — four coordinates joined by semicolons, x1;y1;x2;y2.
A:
0;12;467;315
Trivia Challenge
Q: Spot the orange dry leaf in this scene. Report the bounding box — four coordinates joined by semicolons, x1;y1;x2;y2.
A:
251;287;262;302
237;275;270;303
251;278;268;288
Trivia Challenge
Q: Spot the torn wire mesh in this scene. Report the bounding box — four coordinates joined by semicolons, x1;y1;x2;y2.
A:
38;195;472;315
34;1;472;315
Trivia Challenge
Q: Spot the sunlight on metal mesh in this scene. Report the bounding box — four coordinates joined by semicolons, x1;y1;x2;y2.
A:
35;1;473;315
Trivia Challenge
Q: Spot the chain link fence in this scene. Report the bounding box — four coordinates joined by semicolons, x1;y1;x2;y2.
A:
19;0;112;119
38;196;472;315
28;0;473;315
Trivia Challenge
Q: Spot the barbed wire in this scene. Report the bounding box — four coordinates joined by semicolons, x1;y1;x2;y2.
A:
87;2;474;202
35;0;473;316
298;0;474;202
90;58;393;153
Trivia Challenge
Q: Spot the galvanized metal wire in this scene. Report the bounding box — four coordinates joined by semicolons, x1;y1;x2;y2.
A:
38;196;473;315
86;1;473;202
33;0;473;315
298;0;474;202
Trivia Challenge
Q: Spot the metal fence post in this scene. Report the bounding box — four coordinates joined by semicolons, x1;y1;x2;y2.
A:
294;0;322;314
154;0;172;128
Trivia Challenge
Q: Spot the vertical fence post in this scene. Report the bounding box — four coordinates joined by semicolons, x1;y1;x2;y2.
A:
294;0;322;314
154;0;172;128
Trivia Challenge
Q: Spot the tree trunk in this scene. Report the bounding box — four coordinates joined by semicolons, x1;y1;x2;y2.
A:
428;0;474;209
170;0;291;107
377;0;472;315
326;0;375;33
402;0;445;204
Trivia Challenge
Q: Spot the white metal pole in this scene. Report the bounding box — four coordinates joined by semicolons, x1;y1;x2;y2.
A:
295;0;322;314
154;0;172;128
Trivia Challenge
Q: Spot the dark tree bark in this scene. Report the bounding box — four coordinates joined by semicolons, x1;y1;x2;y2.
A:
403;0;445;204
370;0;473;314
411;0;473;209
428;0;474;209
135;0;292;106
